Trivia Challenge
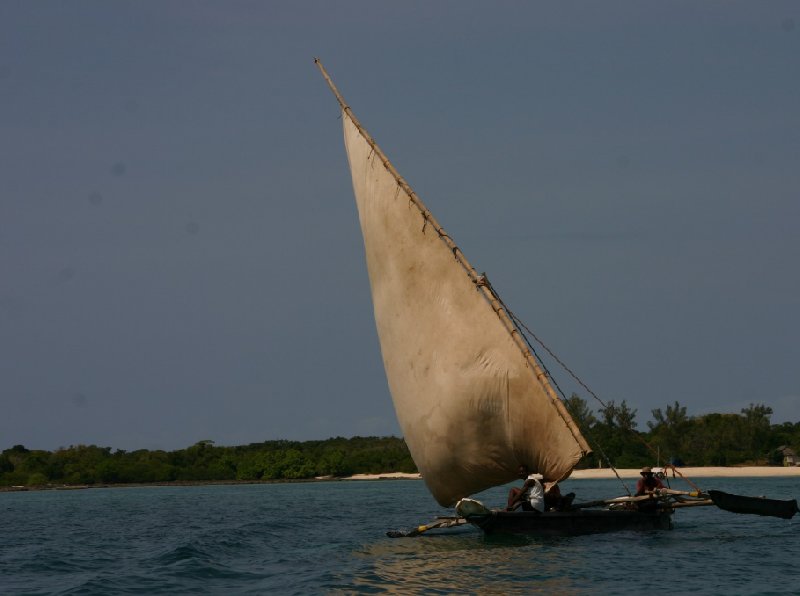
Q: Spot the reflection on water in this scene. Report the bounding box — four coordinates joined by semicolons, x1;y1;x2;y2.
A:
339;476;800;594
1;477;798;594
351;521;679;594
353;531;577;594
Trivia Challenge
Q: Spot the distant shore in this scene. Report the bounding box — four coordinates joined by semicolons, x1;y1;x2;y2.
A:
341;466;800;482
3;466;798;493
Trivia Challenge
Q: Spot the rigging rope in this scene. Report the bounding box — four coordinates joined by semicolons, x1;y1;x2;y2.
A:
503;303;703;493
314;58;698;497
475;275;632;495
481;274;705;495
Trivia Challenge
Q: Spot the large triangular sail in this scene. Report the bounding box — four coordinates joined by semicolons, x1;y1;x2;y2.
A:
317;60;590;506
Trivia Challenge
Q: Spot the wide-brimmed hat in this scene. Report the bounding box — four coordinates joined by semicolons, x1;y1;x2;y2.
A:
640;466;653;474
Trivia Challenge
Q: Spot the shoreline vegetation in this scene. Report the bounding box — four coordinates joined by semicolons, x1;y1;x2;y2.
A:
3;399;798;492
3;466;799;493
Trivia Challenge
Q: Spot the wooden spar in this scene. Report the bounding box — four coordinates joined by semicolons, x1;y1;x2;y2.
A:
572;493;666;509
575;487;798;517
314;58;592;463
661;488;705;497
572;490;716;509
670;500;714;509
387;517;467;538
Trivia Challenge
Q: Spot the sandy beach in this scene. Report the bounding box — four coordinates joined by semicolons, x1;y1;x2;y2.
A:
342;472;423;481
571;466;800;479
343;466;800;481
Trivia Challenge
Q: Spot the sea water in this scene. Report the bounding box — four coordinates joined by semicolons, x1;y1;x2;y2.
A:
1;476;798;594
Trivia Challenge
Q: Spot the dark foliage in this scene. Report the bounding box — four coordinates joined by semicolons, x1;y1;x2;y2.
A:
0;436;416;487
570;395;800;470
3;401;798;487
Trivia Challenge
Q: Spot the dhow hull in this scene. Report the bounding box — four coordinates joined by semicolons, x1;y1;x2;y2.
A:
465;509;673;536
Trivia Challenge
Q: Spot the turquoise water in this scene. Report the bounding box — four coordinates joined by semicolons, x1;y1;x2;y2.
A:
1;476;798;594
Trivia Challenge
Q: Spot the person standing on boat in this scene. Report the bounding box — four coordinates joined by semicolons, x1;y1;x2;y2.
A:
635;466;665;496
506;465;545;512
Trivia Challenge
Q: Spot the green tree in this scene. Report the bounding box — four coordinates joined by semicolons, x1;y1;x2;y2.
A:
565;394;597;430
686;413;744;465
317;448;348;476
740;403;773;463
648;401;690;464
26;472;48;486
276;449;315;479
587;400;648;468
614;401;638;431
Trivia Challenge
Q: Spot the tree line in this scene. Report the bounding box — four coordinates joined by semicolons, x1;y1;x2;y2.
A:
565;396;799;469
2;399;798;488
0;436;416;488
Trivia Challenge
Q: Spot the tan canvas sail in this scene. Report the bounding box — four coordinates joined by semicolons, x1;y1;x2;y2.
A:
319;61;590;506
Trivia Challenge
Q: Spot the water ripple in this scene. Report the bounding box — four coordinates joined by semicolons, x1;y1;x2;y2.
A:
1;479;799;594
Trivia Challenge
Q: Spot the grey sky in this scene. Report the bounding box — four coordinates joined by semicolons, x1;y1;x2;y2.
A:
2;2;798;451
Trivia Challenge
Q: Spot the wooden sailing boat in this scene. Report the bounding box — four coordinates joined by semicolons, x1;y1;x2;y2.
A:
315;60;798;536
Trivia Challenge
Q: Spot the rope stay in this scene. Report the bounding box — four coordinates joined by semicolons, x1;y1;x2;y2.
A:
478;275;632;495
478;273;702;494
314;57;698;496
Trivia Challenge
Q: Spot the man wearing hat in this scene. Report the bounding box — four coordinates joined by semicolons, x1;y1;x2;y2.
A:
506;464;545;512
635;466;665;496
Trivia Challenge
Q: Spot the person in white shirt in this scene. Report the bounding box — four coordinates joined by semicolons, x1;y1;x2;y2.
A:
506;465;545;512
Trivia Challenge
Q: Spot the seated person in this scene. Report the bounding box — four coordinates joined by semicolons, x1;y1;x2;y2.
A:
635;466;665;512
544;482;576;511
506;465;545;512
635;466;665;496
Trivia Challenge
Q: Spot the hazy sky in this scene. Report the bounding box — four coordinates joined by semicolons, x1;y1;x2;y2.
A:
2;2;798;451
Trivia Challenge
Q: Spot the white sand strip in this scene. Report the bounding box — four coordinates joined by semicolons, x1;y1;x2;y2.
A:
341;467;800;481
570;466;800;479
